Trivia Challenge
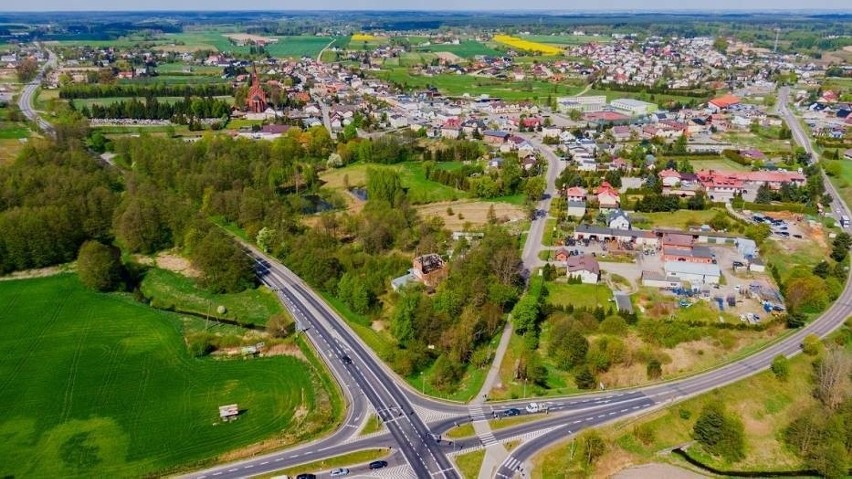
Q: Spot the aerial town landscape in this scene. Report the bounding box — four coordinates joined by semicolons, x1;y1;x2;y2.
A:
0;4;850;479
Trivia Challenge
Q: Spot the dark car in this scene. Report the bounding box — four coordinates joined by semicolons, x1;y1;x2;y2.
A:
341;355;352;364
503;408;521;417
369;460;388;470
296;474;317;479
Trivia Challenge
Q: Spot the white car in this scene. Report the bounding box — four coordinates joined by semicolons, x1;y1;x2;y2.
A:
525;402;540;413
330;468;350;477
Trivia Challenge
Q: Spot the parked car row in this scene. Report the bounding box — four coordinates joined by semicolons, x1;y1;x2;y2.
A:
292;460;389;479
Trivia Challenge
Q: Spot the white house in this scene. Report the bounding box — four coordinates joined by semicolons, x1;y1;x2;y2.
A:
607;209;631;230
566;254;600;284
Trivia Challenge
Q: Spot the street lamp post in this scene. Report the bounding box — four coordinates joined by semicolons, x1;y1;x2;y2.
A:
523;377;527;399
421;371;425;394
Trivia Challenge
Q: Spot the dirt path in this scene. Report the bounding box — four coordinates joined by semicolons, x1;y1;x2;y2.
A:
612;463;708;479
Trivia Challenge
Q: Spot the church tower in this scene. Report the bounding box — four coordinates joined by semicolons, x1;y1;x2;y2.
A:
246;65;267;113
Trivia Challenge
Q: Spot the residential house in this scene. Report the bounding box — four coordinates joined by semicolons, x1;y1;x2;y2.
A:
388;114;409;128
565;186;588;203
595;181;620;210
412;254;447;288
566;254;601;284
482;130;510;145
554;248;570;262
607;209;631;230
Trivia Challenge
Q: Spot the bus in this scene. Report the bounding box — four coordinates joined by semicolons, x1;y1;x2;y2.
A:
841;215;850;228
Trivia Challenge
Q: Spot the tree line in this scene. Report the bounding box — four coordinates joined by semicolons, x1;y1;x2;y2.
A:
59;83;234;99
76;96;232;121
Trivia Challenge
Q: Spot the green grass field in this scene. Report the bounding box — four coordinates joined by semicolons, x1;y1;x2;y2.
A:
0;274;338;478
545;282;613;310
586;88;705;106
631;209;723;230
140;267;287;327
162;32;341;58
413;40;501;58
686;157;750;171
155;63;224;75
377;68;580;101
118;75;231;85
0;124;30;139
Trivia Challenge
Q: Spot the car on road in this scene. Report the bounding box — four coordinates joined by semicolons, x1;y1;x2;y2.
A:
341;355;352;364
369;460;388;470
295;474;317;479
503;407;521;417
330;468;350;477
526;402;541;413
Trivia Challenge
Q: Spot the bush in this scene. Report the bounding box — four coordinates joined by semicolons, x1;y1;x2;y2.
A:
77;240;124;292
679;408;692;420
634;423;656;445
693;402;746;462
647;358;663;379
770;355;790;380
802;334;822;356
599;316;628;336
575;366;597;389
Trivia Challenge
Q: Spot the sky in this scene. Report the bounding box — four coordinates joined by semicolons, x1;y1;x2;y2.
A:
6;0;851;12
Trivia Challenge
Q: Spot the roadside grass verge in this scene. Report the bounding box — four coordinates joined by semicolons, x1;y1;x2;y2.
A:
455;449;486;479
140;267;286;327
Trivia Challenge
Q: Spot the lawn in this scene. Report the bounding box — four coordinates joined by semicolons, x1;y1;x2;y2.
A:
140;267;287;327
0;274;339;478
721;131;794;152
118;75;231;85
0;124;29;139
413;40;501;58
545;282;613;310
155;62;223;75
530;335;828;477
685;157;750;172
826;158;852;213
455;449;486;479
358;414;383;436
376;68;581;102
320;162;468;204
631;208;723;230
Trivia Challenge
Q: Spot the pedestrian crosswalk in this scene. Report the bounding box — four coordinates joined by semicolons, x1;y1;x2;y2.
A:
496;456;523;478
468;404;499;446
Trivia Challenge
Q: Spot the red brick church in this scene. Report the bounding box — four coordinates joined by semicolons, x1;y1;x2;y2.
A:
246;65;267;113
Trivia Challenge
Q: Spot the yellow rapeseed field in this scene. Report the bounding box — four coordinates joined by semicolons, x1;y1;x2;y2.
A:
493;34;563;55
352;33;379;42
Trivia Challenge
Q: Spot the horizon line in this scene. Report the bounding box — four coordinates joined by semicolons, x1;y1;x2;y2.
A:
3;8;852;13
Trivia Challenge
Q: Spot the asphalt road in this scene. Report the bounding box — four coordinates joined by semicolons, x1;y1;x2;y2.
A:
18;47;56;136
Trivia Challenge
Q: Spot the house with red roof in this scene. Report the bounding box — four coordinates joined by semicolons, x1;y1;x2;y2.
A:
659;168;682;187
565;186;588;202
595;181;620;210
708;94;740;112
